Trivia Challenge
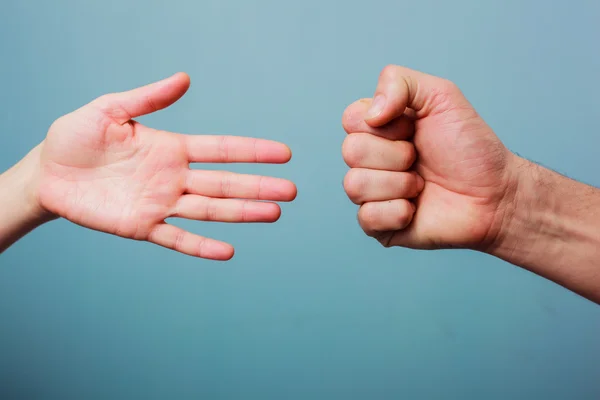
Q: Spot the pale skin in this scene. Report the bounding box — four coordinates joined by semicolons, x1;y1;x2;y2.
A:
0;73;297;260
342;65;600;304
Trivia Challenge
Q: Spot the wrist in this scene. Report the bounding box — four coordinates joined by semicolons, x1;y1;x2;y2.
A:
486;156;547;264
487;154;600;287
2;143;56;228
0;143;58;252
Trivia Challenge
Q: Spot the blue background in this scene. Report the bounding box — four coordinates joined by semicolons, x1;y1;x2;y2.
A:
1;0;600;398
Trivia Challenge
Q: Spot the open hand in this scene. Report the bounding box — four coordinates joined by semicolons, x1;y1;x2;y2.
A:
35;73;296;260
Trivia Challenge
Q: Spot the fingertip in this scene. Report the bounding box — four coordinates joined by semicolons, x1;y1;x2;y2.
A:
253;140;293;164
410;201;417;213
172;71;191;86
266;141;293;164
285;181;298;201
170;72;191;96
226;246;235;260
276;143;293;164
241;201;282;222
268;203;283;222
411;172;425;193
215;242;235;261
267;178;297;202
282;144;293;162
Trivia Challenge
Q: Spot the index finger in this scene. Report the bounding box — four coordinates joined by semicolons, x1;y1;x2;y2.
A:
342;98;415;140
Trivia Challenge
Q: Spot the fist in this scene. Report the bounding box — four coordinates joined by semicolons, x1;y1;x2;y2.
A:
342;65;516;251
342;123;424;240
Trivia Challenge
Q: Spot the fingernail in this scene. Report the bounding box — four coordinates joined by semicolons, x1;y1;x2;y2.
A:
416;174;425;191
366;95;386;119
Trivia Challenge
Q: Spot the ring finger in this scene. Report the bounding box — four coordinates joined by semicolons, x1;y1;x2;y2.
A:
172;195;282;223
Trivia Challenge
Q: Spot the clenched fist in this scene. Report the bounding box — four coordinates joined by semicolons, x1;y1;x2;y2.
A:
342;65;515;251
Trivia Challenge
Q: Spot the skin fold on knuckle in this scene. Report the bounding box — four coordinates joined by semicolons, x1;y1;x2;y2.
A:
220;174;232;198
92;93;131;124
206;198;219;221
173;229;187;253
218;136;230;162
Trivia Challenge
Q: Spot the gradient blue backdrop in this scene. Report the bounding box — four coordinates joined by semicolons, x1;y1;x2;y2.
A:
1;0;599;399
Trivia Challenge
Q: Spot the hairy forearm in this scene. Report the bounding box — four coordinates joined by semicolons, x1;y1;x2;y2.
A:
491;156;600;303
0;144;54;253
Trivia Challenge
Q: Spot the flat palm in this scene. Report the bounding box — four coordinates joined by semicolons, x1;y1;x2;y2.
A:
35;73;296;260
40;116;188;239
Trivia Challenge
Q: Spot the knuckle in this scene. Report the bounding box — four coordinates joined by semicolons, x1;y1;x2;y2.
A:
400;74;416;94
358;203;379;230
218;136;230;162
240;200;249;222
438;78;460;95
341;100;367;133
173;230;186;252
220;174;232;197
93;93;113;106
92;94;118;114
206;199;219;221
343;169;366;203
380;64;398;79
49;114;70;133
251;138;260;163
341;105;354;131
256;175;264;200
92;93;131;122
144;95;157;113
342;134;366;167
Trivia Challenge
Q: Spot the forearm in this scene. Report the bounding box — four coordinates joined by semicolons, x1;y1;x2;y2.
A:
0;144;54;253
491;156;600;303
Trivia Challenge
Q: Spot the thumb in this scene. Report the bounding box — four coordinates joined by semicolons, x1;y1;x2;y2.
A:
92;72;191;124
364;65;471;127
